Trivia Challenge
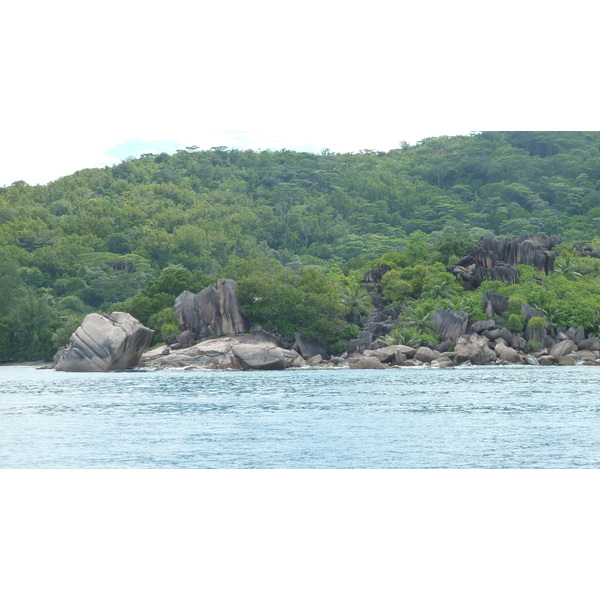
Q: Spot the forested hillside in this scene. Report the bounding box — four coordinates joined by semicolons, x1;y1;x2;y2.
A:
2;131;600;362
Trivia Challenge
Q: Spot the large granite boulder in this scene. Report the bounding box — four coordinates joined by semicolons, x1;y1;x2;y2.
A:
454;334;496;365
578;338;600;351
232;345;288;370
54;312;154;372
294;333;329;360
174;279;248;339
550;339;577;359
565;326;586;344
494;340;522;364
415;346;440;363
483;291;510;318
430;309;468;342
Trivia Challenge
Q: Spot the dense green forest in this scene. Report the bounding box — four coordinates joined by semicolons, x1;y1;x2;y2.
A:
2;131;600;362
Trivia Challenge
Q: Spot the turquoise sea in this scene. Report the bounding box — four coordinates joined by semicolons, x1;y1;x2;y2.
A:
2;365;600;468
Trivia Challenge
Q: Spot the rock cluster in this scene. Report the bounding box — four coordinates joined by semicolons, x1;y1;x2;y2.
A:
140;329;305;370
54;312;154;372
173;279;249;345
450;234;562;290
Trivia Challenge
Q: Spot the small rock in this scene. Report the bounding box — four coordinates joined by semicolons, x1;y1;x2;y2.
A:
348;356;388;369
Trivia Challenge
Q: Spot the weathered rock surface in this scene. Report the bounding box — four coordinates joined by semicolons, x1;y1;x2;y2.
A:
575;350;597;361
431;355;455;368
347;330;373;354
415;346;440;363
430;309;468;342
454;334;496;365
451;234;561;290
232;345;288;370
565;326;586;344
578;338;600;351
306;354;324;366
348;356;388;369
494;341;522;364
140;330;304;370
294;333;329;360
363;344;415;362
558;355;578;366
483;291;510;319
469;320;495;335
550;339;577;359
54;312;154;372
174;279;248;339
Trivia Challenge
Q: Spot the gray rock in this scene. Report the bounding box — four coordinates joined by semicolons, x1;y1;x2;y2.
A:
348;356;388;369
232;344;287;370
371;344;416;360
54;312;154;372
521;304;545;321
550;339;577;359
578;338;600;351
393;351;406;366
454;334;496;365
176;330;198;348
367;320;394;336
306;354;323;366
430;309;468;342
575;350;597;361
431;355;455;368
415;346;440;363
294;333;329;360
494;341;522;363
558;355;578;366
542;335;556;349
538;355;557;365
483;291;510;318
524;354;540;366
485;328;513;345
510;336;526;350
174;279;248;339
470;320;496;335
347;330;373;354
565;326;585;344
438;340;454;353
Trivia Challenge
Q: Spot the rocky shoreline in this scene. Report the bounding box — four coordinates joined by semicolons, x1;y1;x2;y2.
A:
138;327;600;371
49;258;600;372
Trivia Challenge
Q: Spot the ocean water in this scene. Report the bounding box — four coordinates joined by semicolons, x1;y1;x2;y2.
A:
2;365;600;468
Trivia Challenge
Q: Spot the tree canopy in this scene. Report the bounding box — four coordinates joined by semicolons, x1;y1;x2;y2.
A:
2;131;600;361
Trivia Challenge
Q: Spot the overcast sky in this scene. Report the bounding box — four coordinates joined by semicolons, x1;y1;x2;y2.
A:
1;0;597;186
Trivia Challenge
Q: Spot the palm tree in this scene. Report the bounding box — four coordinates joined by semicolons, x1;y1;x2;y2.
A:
554;255;581;278
341;283;373;323
421;278;457;300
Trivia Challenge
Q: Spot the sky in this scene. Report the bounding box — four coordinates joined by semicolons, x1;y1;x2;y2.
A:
1;0;598;187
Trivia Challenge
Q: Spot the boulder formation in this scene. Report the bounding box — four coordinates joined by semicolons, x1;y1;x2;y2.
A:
140;329;304;370
54;312;154;372
294;333;329;360
174;279;248;344
430;309;468;342
450;234;562;290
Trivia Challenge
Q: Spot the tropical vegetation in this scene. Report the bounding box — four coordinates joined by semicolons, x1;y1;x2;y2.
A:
2;131;600;362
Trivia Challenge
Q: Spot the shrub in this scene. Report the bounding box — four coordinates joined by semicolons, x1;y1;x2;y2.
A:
506;313;526;332
525;340;542;352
